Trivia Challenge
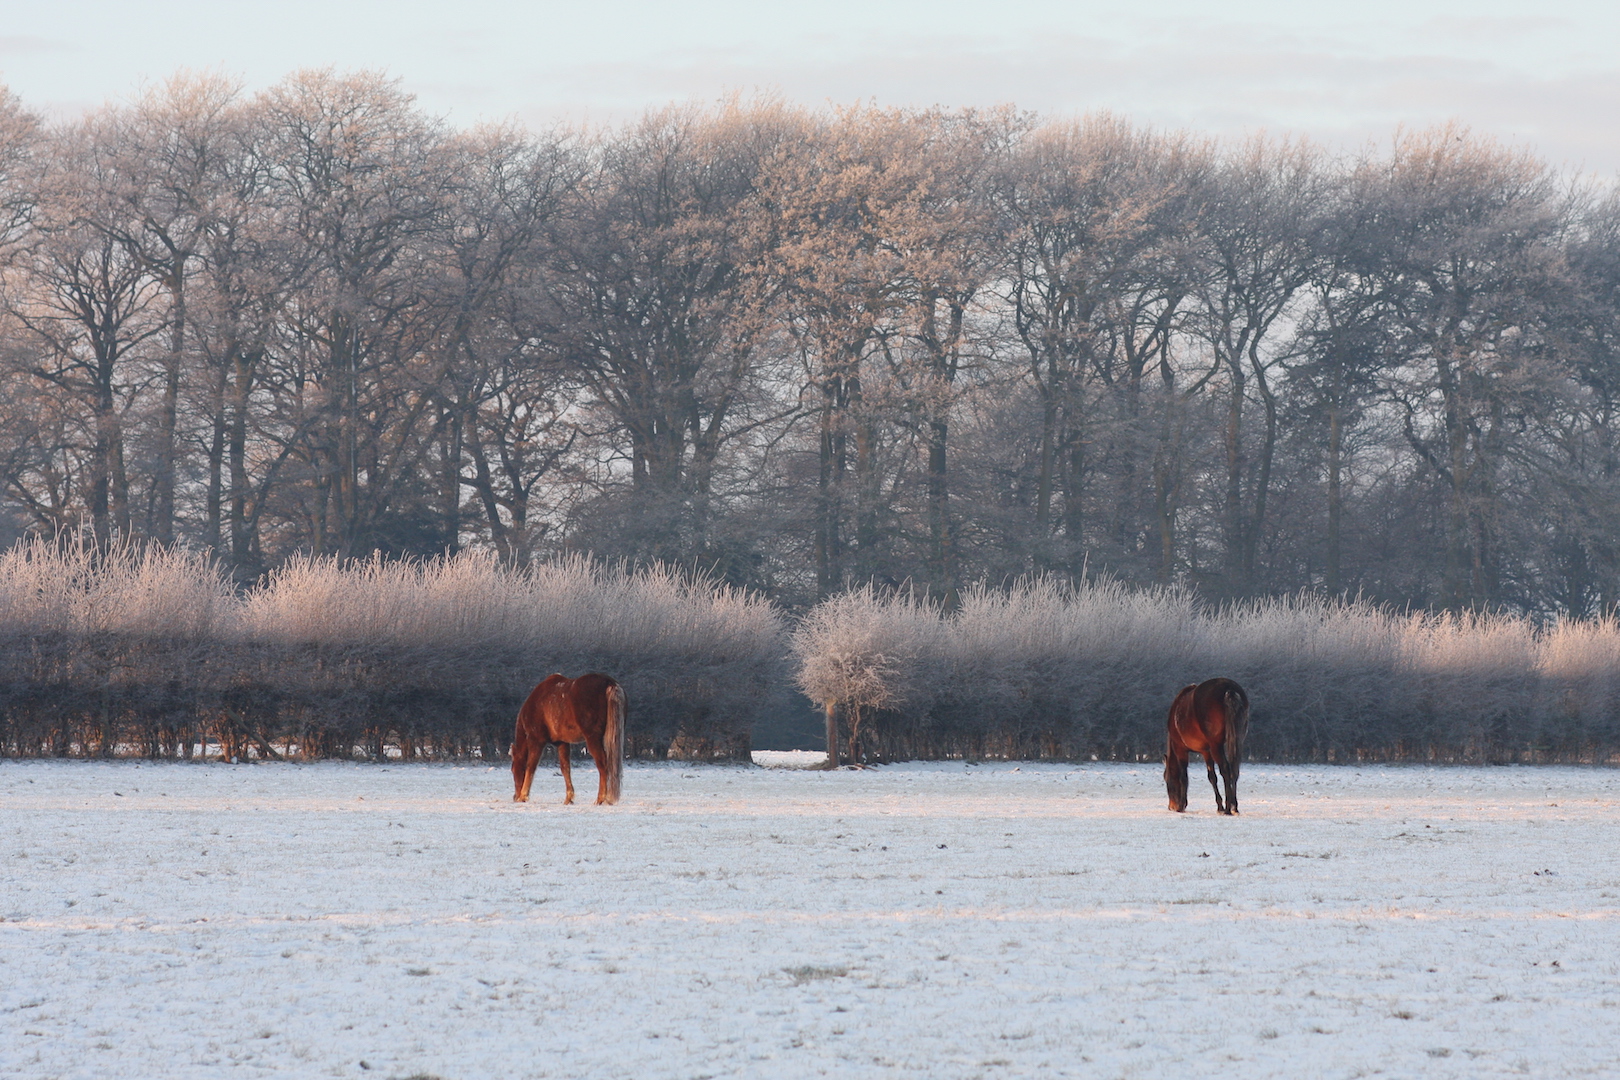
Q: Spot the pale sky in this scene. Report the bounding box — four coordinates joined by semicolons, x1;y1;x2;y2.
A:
3;0;1617;172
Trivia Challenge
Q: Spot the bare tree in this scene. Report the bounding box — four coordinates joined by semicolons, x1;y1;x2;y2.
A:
254;69;454;557
427;125;582;563
0;86;39;254
544;100;796;566
1288;171;1399;594
0;122;169;544
1365;127;1571;609
82;74;246;545
1191;136;1330;595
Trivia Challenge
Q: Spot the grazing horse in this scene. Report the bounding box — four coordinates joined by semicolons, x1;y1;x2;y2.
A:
1164;677;1249;815
511;673;625;805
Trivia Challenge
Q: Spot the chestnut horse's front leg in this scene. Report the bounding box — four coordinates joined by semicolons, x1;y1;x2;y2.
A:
512;738;540;802
557;742;576;804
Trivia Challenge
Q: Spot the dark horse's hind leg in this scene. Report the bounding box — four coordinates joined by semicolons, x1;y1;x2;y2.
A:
1204;753;1228;815
1220;755;1240;815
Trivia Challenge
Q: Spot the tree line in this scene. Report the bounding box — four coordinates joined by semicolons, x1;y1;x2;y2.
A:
3;70;1618;614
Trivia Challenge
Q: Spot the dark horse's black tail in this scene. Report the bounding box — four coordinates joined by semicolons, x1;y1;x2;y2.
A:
1223;683;1250;767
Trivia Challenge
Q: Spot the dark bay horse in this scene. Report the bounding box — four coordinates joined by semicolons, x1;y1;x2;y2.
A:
511;673;625;805
1164;677;1249;815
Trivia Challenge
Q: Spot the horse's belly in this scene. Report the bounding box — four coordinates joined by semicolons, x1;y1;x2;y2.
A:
545;713;587;744
1172;718;1214;755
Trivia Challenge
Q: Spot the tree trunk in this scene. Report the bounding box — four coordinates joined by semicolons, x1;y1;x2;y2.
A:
1061;433;1085;576
854;415;879;580
153;271;184;546
1246;354;1279;584
441;408;462;555
465;423;513;563
1034;393;1057;571
1326;405;1342;593
926;417;952;595
1223;364;1247;592
203;360;226;552
815;383;844;598
227;349;256;571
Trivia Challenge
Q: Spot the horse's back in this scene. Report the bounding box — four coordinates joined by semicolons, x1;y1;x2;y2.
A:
517;673;571;741
518;672;620;744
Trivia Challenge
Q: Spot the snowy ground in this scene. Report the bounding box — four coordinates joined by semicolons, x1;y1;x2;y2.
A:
2;758;1618;1080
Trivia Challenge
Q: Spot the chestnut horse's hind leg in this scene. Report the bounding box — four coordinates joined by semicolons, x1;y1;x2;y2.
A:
583;731;610;806
557;742;576;805
1204;752;1228;815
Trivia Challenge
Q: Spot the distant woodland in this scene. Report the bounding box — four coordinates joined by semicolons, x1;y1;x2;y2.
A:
3;70;1620;616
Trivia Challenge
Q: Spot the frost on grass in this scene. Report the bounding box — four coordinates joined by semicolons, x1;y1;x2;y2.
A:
2;760;1617;1080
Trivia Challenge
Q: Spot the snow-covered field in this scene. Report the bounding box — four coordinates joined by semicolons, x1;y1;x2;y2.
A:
3;758;1618;1079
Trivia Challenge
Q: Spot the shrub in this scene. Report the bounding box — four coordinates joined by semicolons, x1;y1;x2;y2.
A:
792;579;1620;763
0;539;782;761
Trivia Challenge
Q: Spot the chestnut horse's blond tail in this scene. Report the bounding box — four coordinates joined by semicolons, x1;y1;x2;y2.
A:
604;682;625;805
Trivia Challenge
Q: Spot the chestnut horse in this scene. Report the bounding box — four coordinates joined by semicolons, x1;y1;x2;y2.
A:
1164;677;1249;815
511;673;625;805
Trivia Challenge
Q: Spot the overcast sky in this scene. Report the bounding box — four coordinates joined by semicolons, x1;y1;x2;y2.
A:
3;0;1617;172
